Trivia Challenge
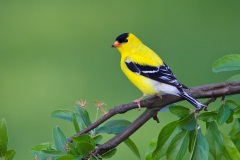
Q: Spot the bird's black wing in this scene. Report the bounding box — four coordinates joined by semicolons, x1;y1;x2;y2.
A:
125;61;188;89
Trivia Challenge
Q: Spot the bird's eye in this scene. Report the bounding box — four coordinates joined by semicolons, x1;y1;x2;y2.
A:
124;39;128;43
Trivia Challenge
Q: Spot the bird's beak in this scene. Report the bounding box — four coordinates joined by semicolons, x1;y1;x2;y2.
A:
112;41;121;47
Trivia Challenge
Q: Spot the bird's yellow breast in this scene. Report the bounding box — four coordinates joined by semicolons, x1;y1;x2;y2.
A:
121;59;158;95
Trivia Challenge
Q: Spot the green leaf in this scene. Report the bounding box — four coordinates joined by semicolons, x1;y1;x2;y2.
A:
72;113;80;133
152;121;181;158
212;54;240;73
56;154;79;160
234;109;240;118
101;148;117;159
66;142;79;155
76;142;95;158
124;138;141;160
217;104;230;125
225;100;238;109
227;74;240;82
33;149;63;160
95;127;109;134
1;150;16;160
73;113;87;131
31;143;52;151
96;120;131;134
169;105;190;117
53;126;67;153
222;132;240;160
75;106;92;127
231;131;240;151
188;130;197;153
0;118;8;153
51;109;75;122
229;119;240;137
179;113;197;131
206;122;224;159
190;129;209;160
93;135;103;144
167;130;189;160
224;100;235;124
145;137;158;160
72;134;95;147
198;111;217;122
40;149;64;155
226;109;234;124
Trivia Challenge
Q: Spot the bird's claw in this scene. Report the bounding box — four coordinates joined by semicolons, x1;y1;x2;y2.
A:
133;95;147;110
133;99;142;110
203;106;208;111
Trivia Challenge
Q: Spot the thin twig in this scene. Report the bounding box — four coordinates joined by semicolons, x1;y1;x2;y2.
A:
204;97;217;106
203;97;218;111
93;108;158;155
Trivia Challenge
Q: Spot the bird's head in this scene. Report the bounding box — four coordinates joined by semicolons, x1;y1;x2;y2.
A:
112;33;142;53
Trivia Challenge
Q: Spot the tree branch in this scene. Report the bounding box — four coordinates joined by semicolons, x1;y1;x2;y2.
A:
93;108;158;156
70;82;240;156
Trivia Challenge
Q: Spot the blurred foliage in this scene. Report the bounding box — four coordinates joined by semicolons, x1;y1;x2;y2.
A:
212;54;240;81
1;1;240;159
146;100;240;160
0;118;16;160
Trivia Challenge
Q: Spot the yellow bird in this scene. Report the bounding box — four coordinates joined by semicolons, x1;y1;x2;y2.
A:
112;33;205;111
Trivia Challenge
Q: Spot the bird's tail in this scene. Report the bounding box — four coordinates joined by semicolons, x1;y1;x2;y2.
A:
178;90;206;110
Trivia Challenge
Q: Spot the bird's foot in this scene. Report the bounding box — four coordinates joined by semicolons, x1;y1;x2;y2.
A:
194;110;200;118
133;99;142;110
203;106;208;111
194;106;204;118
133;95;146;110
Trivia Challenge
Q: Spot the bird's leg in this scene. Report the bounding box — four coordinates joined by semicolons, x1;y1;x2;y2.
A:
133;94;146;110
194;109;200;118
194;106;204;117
221;96;225;104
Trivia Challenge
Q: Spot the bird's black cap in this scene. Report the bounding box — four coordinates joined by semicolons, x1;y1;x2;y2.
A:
115;33;129;43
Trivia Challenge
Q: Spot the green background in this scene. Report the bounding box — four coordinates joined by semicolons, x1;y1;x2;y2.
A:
0;1;240;159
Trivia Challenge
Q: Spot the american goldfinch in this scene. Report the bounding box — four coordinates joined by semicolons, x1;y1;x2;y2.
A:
112;33;205;111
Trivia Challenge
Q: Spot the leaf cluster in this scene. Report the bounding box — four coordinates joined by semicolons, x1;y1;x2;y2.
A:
31;106;141;160
145;100;240;160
